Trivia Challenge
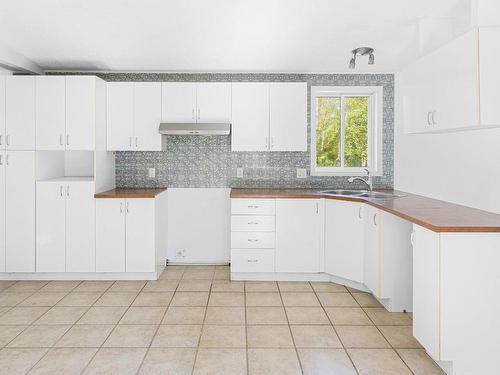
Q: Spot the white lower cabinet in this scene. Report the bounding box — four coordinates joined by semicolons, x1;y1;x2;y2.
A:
0;152;5;272
231;249;275;273
96;199;126;272
125;199;155;273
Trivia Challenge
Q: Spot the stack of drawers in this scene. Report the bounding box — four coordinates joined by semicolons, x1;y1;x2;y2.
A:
230;199;276;273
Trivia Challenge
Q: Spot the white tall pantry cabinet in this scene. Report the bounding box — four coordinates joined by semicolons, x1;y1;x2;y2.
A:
5;76;35;150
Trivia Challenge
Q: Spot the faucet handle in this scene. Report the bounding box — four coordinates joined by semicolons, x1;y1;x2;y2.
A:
363;168;370;176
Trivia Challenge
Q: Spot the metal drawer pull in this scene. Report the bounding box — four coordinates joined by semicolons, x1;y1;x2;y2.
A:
59;135;63;146
0;135;2;145
373;213;378;226
247;239;259;242
60;186;63;197
247;222;260;225
0;155;2;165
66;134;70;146
247;259;259;263
247;205;260;209
358;207;363;219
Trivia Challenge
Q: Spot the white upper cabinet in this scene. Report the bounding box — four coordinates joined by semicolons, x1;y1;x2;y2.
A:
5;76;35;150
478;27;500;126
161;82;197;123
107;82;135;150
196;83;231;122
231;83;269;151
134;82;162;151
35;76;66;150
0;78;5;150
269;82;307;151
65;76;96;150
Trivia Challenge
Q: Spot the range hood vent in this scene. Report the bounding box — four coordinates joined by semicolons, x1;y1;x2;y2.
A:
159;122;231;135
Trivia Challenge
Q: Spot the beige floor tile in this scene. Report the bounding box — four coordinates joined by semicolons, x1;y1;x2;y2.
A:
170;292;209;307
248;348;302;375
247;325;293;348
352;293;383;307
246;292;282;307
208;292;244;307
204;307;245;325
103;325;157;347
151;325;202;347
34;306;88;325
0;348;48;375
336;326;390;348
76;306;127;325
8;325;70;348
162;307;206;324
317;292;359;307
139;348;196;375
119;306;166;324
0;326;27;347
364;308;413;326
281;292;320;307
159;269;185;280
397;349;445;375
5;281;48;293
213;269;230;280
182;267;215;280
94;292;138;307
0;281;16;292
278;281;313;292
0;292;34;307
132;292;173;307
299;348;357;375
310;282;348;293
73;281;114;293
28;348;97;375
246;307;288;325
83;348;147;375
177;279;212;292
326;307;373;325
285;307;330;325
346;286;365;293
108;281;146;292
39;281;81;293
193;348;246;375
0;307;49;325
348;348;412;375
379;326;423;348
56;292;102;307
245;281;278;292
291;325;342;348
211;280;244;292
0;308;8;316
143;280;179;292
55;325;114;348
199;325;246;348
18;292;68;307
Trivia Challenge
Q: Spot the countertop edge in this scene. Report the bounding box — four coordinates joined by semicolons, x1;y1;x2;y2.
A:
94;188;168;199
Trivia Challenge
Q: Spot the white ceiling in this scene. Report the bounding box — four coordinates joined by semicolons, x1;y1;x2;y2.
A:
0;0;465;73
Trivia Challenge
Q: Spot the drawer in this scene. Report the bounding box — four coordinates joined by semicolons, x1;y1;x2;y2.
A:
231;215;275;232
231;199;275;216
231;249;275;273
231;231;275;249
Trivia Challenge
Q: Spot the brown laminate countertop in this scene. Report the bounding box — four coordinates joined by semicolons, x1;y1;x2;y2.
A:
95;188;167;199
230;188;500;233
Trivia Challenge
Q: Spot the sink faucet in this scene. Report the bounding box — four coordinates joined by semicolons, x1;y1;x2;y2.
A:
348;168;373;191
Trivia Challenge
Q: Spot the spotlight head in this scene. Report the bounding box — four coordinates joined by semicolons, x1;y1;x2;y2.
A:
349;57;356;69
368;53;375;65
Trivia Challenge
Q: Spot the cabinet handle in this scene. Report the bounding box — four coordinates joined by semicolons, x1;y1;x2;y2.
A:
247;205;259;209
247;259;259;263
0;155;2;165
6;135;10;146
192;109;195;120
197;108;201;120
427;112;432;126
247;222;259;225
66;185;70;197
270;137;274;149
316;203;319;214
247;239;259;242
265;137;268;149
135;137;138;147
66;134;70;146
373;213;378;226
120;202;123;213
431;110;437;125
358;207;363;219
59;135;63;146
126;201;129;213
5;154;8;166
129;137;132;147
0;135;2;145
60;186;63;197
410;231;415;246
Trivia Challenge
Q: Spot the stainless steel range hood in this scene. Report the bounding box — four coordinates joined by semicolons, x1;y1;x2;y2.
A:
159;122;231;135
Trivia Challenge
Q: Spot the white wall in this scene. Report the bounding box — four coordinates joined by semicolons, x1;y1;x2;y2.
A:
167;188;231;264
394;75;500;214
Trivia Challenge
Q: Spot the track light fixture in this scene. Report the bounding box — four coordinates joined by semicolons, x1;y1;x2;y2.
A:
348;47;375;69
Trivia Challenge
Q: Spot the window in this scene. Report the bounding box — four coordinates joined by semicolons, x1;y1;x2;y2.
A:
311;86;383;176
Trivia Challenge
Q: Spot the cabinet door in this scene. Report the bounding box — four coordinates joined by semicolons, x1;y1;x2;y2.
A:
106;82;134;151
0;153;5;271
196;83;231;122
66;76;95;150
96;199;125;272
479;27;500;127
275;199;322;273
231;83;269;151
134;82;162;151
5;76;35;150
36;182;66;272
5;151;35;272
35;76;66;150
0;77;6;150
363;205;380;295
125;199;155;272
269;82;307;151
161;82;197;123
66;181;95;272
324;200;364;282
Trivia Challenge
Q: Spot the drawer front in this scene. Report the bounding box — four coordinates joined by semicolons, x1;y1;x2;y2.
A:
231;249;275;273
231;199;275;215
231;231;275;249
231;215;275;232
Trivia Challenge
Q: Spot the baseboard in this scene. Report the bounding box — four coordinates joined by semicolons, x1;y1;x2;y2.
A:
0;272;159;281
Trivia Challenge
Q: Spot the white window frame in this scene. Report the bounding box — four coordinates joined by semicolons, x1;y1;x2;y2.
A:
310;86;383;177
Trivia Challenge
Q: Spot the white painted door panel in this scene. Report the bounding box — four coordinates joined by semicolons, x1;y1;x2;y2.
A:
6;76;35;150
196;83;231;122
363;205;379;295
126;199;155;272
134;82;162;151
66;181;95;272
275;199;321;273
35;76;66;150
96;199;125;272
269;82;307;151
161;82;197;123
36;182;66;272
5;151;35;272
479;27;500;127
0;152;5;271
324;200;364;282
231;83;269;151
65;76;94;150
106;82;134;151
0;77;5;150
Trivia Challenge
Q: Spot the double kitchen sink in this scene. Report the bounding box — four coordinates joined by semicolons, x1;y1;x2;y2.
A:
320;189;405;200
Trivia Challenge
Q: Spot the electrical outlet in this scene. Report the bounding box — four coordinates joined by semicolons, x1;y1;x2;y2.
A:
148;168;156;178
296;168;307;178
175;249;186;258
236;168;244;178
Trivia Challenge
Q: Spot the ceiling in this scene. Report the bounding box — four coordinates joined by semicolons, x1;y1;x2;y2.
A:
0;0;466;73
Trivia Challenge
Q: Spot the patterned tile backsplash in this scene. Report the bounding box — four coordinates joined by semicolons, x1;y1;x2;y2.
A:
80;73;393;189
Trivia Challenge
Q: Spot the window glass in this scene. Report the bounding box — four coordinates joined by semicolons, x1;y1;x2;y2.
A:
344;96;368;167
316;97;341;168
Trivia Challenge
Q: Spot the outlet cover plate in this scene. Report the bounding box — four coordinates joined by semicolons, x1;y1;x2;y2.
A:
148;168;156;178
296;168;307;178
